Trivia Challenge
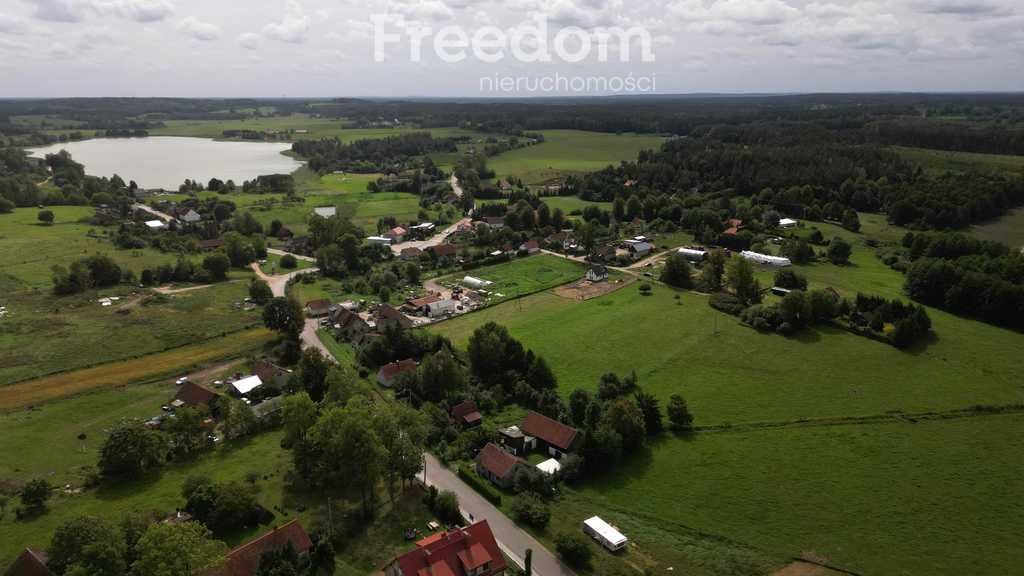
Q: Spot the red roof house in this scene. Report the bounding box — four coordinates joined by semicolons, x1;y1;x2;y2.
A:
475;442;527;488
4;549;51;576
521;411;580;456
428;244;459;259
377;359;418;387
386;520;507;576
450;400;482;428
174;381;219;409
212;519;313;576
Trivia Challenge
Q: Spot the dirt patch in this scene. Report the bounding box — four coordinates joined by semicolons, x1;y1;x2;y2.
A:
554;277;633;301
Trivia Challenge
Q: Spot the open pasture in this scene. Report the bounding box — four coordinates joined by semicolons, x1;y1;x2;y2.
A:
436;254;585;304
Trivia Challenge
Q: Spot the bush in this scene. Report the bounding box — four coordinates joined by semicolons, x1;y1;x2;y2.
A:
20;478;52;510
555;532;592;568
458;465;502;506
709;292;745;315
0;197;14;213
433;490;463;525
280;254;298;269
37;210;55;225
510;492;550;529
773;269;807;290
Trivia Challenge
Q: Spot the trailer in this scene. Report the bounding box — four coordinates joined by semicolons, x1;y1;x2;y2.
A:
583;516;628;552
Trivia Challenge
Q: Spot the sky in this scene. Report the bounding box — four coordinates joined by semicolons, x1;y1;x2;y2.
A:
0;0;1022;97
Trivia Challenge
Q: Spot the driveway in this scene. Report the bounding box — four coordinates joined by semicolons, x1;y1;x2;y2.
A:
421;454;578;576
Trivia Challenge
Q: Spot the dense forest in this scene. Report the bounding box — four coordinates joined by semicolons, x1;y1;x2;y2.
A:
291;133;459;173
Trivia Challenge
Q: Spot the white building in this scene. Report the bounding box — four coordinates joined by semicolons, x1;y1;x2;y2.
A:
536;458;562;476
583;516;628;552
231;375;263;397
677;248;707;262
462;276;493;290
426;298;458;318
740;250;792;267
778;218;799;229
367;236;393;246
144;220;165;230
314;206;337;218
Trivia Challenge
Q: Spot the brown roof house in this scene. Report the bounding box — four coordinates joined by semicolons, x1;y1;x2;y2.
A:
385;520;507;576
173;381;220;414
521;411;581;458
376;304;414;331
329;308;371;345
253;359;292;389
211;519;314;576
475;443;528;489
305;299;334;318
377;359;418;387
4;549;51;576
450;400;482;428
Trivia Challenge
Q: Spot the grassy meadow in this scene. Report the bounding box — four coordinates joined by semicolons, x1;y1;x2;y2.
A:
148;114;479;143
971;207;1024;250
436;254;585;304
482;130;664;184
895;146;1024;176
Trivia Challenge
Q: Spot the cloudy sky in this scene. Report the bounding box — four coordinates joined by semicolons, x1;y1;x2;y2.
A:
0;0;1021;97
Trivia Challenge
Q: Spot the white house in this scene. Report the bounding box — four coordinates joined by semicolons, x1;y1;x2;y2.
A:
741;250;792;267
144;220;165;230
583;516;628;552
677;248;707;262
314;206;337;218
181;209;202;224
231;375;263;397
779;218;799;229
586;265;609;282
426;298;458;318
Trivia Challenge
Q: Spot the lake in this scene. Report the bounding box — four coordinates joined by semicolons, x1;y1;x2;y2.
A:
28;137;304;190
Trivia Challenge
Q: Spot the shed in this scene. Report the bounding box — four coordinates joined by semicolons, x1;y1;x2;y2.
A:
778;218;799;229
583;516;628;551
740;250;792;267
231;375;263;396
536;458;562;476
462;276;493;290
314;206;337;218
144;219;165;230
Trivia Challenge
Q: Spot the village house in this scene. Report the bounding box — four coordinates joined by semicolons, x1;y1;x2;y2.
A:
404;294;442;316
212;519;314;576
626;241;654;259
376;304;414;331
377;359;417;387
521;410;581;458
253;359;292;389
519;240;540;254
385;520;507;576
367;235;393;246
722;218;744;236
384;226;408;243
410;222;436;238
172;381;219;413
4;548;51;576
450;400;482;428
181;209;202;224
586;264;609;282
230;375;263;398
475;442;529;489
329;307;371;345
400;246;423;261
778;217;799;229
482;216;505;230
428;243;459;260
305;299;334;318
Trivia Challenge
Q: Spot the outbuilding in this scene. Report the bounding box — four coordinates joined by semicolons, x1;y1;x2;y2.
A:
144;219;165;230
230;375;263;397
677;248;707;262
583;516;628;552
740;250;792;267
462;276;493;290
778;218;799;229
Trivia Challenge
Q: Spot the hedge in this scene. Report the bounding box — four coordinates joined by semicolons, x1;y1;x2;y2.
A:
457;464;503;506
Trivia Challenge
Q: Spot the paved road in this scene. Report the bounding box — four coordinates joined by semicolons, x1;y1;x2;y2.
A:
132;202;175;222
248;263;334;360
421;454;577;576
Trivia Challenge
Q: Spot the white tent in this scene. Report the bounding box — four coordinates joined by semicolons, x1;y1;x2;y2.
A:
231;375;263;396
677;248;707;261
145;220;165;230
462;276;493;290
778;218;799;229
583;516;628;551
740;250;792;267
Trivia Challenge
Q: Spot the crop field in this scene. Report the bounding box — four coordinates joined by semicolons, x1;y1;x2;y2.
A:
895;146;1024;176
430;222;1024;575
483;130;664;184
436;254;585;304
0;280;267;386
149;114;479;142
971;207;1024;250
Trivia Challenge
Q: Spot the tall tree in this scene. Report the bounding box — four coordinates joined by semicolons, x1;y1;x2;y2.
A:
130;521;227;576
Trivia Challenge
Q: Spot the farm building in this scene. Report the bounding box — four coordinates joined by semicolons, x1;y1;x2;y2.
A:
314;206;337;218
583;516;628;552
627;242;654;259
497;425;535;456
385;520;506;576
462;276;493;290
253;359;292;388
173;381;219;410
330;308;371;344
144;219;165;230
426;298;457;318
405;294;442;315
586;265;609;282
385;227;408;243
305;299;334;318
677;248;707;261
476;442;528;489
741;250;792;267
451;400;482;428
367;235;393;246
377;359;417;387
214;520;313;576
376;304;413;331
521;410;581;458
410;222;436;237
779;218;799;229
230;375;263;397
482;216;505;230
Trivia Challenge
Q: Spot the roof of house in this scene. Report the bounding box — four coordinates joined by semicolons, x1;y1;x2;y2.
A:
215;520;313;576
175;381;218;407
182;209;202;222
394;521;506;576
253;359;290;386
521;411;579;452
723;218;744;235
408;294;442;309
521;240;539;250
330;307;369;330
378;359;417;382
401;247;424;257
306;299;332;314
377;304;414;328
4;549;51;576
451;400;482;425
388;226;408;236
199;238;224;250
231;375;263;395
429;244;458;257
630;242;654;252
476;443;523;479
589;264;609;276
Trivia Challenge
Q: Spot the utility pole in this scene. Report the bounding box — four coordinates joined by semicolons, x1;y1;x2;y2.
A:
525;548;533;576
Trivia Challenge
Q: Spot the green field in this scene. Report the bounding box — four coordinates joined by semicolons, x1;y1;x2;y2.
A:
970;207;1024;250
896;146;1024;176
429;218;1024;574
149;114;479;143
482;130;664;184
437;254;585;304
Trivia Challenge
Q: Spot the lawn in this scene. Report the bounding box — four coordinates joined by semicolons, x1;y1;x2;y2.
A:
895;146;1024;176
0;281;267;386
260;253;314;275
435;254;585;305
482;130;664;185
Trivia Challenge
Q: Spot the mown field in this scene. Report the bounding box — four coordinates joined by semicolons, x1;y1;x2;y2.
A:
483;130;664;184
436;254;585;304
895;146;1024;176
430;217;1024;575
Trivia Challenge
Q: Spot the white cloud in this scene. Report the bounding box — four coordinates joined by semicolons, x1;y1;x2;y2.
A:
107;0;176;23
238;32;261;50
263;0;310;44
0;14;30;34
385;0;455;22
178;16;220;41
670;0;800;27
26;0;90;22
77;27;121;51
